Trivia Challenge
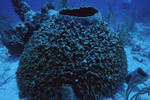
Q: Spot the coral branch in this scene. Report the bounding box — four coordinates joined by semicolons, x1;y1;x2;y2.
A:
11;0;34;22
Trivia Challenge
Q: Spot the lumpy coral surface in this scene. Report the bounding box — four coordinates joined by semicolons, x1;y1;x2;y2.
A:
16;13;127;100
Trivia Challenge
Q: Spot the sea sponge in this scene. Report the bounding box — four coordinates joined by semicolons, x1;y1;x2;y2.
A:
16;7;127;100
1;23;29;55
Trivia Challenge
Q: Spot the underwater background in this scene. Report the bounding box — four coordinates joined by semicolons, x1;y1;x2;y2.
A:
0;0;150;100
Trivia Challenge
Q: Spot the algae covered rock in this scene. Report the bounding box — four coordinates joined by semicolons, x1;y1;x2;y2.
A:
1;0;56;56
1;23;30;55
16;7;127;100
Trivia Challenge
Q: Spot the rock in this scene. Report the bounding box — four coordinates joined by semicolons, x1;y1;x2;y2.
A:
1;23;32;55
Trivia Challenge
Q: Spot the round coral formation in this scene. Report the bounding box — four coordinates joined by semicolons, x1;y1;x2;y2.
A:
16;8;127;100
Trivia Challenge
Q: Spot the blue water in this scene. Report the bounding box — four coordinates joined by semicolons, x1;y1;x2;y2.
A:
0;0;150;24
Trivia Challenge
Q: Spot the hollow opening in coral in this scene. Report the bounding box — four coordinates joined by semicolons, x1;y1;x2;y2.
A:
59;7;98;17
